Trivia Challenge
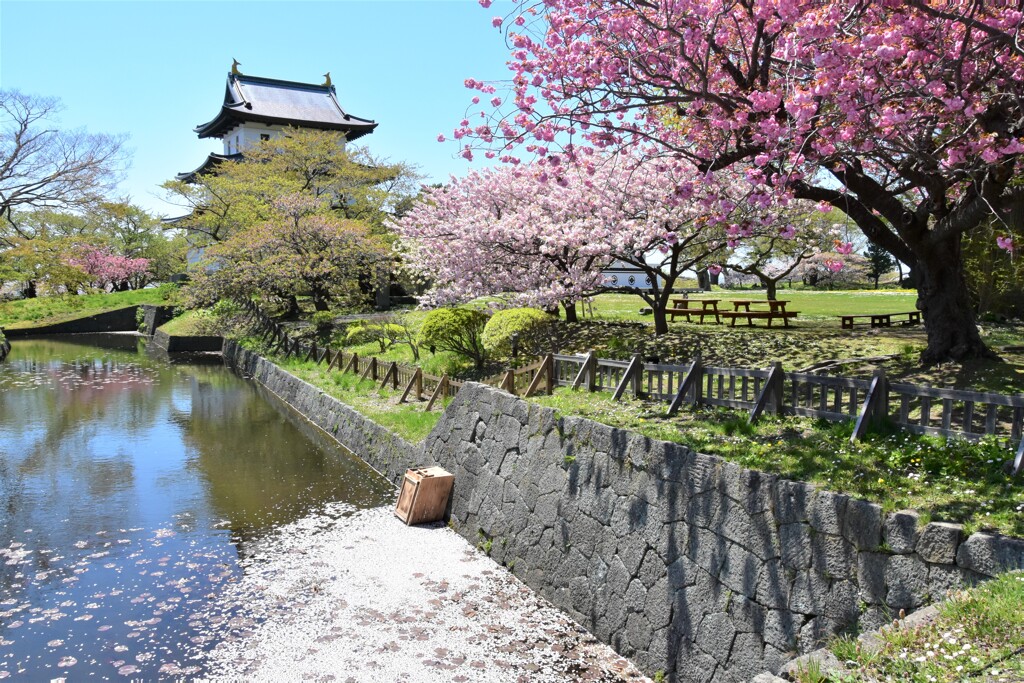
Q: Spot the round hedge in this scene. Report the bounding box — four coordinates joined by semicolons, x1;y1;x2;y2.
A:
481;307;553;358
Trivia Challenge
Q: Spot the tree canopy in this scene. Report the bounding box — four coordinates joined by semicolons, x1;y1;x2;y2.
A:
457;0;1024;363
0;90;126;235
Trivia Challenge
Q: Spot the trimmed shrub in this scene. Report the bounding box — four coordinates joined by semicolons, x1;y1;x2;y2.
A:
482;307;554;359
419;307;490;370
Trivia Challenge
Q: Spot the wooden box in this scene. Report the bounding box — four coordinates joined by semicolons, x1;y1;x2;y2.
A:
394;466;454;525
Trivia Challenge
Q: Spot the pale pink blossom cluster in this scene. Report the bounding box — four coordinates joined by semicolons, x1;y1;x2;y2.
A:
997;235;1015;254
393;154;802;309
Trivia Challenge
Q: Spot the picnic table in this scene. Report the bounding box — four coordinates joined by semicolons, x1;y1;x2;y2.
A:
667;298;721;324
720;299;799;327
839;311;921;329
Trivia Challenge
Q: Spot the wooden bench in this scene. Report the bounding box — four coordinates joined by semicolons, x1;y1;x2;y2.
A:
840;311;921;330
667;307;721;324
720;310;799;327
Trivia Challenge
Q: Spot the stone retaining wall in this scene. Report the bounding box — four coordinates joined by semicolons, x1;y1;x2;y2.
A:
152;329;224;353
141;305;176;336
3;306;140;337
223;343;1024;683
223;342;426;486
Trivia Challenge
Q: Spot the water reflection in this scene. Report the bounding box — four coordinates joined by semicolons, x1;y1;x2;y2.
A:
0;336;392;678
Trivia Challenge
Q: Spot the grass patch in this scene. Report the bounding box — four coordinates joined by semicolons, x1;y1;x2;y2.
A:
583;289;919;323
531;388;1024;537
238;335;445;443
158;310;211;336
0;286;176;329
811;571;1024;683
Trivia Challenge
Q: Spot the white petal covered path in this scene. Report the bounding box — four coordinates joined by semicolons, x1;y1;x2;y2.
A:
197;506;649;683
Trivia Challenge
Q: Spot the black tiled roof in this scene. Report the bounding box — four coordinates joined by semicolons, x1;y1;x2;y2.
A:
194;73;377;140
174;152;243;183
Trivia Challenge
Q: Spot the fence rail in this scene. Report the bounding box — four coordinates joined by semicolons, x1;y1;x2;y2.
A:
238;301;1023;475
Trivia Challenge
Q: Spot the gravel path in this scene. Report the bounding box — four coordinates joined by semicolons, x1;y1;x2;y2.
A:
195;506;650;683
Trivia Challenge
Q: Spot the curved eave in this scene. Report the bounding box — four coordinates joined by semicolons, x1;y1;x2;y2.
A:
175;152;243;183
193;109;378;140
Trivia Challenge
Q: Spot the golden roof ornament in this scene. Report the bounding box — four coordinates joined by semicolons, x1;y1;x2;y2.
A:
322;72;332;88
231;59;242;76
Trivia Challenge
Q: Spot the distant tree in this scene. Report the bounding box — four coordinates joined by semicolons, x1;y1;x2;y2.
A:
865;243;897;290
185;195;388;313
162;129;417;246
0;238;89;297
726;206;845;300
0;90;126;239
66;246;150;292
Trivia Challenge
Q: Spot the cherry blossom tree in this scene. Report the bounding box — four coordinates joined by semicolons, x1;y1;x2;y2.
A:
458;0;1024;363
67;246;150;292
725;205;846;300
396;154;775;334
393;164;610;322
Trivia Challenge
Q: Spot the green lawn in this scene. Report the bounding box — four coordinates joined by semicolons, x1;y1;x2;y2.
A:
584;288;919;323
0;286;177;329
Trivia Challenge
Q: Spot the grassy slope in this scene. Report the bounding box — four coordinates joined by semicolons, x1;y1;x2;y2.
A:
237;334;445;444
0;287;175;329
158;310;211;336
816;571;1024;683
531;388;1023;536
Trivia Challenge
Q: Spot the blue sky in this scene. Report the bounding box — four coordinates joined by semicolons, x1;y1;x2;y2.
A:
0;0;514;216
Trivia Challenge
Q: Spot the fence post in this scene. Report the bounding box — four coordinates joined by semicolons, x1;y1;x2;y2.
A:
852;368;890;442
571;351;596;391
326;349;342;371
379;361;399;390
399;368;423;404
525;354;554;398
500;370;516;394
749;362;785;424
305;342;318;363
360;357;377;382
668;355;702;417
612;354;643;401
343;352;359;375
425;374;449;411
1009;437;1023;477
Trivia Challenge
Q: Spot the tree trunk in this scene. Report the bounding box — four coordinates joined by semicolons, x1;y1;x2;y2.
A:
696;269;710;290
651;289;671;335
562;301;578;323
284;295;301;318
763;279;778;301
915;235;995;364
23;280;37;298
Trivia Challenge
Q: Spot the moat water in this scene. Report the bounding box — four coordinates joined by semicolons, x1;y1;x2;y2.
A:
0;335;392;678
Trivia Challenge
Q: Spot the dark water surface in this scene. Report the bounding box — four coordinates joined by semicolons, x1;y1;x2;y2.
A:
0;335;393;679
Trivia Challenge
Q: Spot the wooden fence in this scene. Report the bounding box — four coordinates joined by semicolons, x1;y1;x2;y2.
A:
507;351;1024;476
239;302;1023;476
242;302;461;411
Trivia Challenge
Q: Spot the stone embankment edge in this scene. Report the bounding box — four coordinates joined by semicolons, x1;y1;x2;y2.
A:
223;341;426;486
222;341;1024;683
152;329;224;353
2;306;140;337
0;334;9;362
